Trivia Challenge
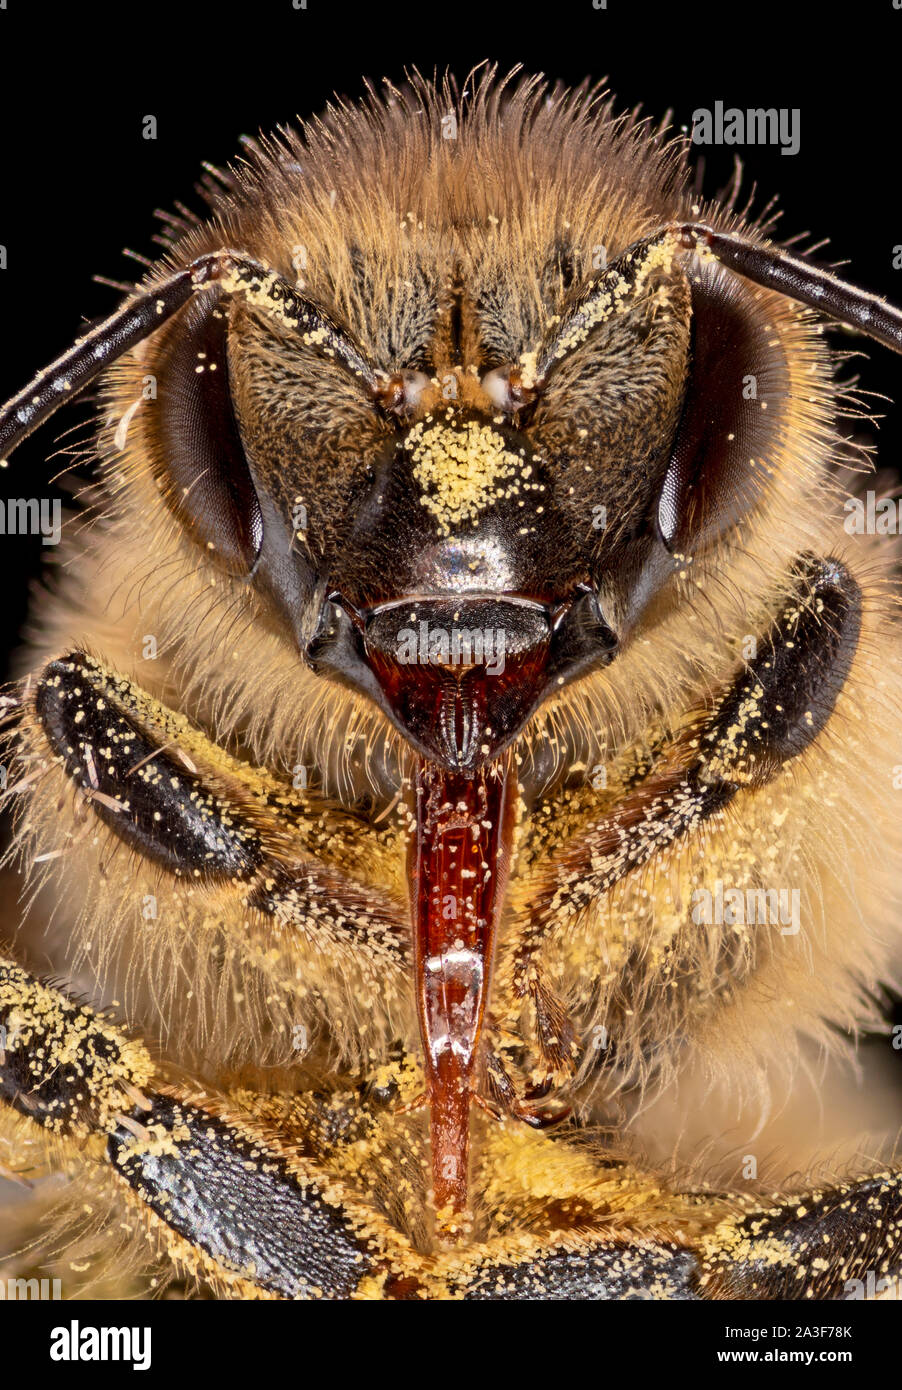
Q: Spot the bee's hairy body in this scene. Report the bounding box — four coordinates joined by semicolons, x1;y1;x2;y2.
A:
1;71;901;1299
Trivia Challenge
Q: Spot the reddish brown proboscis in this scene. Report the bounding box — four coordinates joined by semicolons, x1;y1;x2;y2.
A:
409;754;517;1228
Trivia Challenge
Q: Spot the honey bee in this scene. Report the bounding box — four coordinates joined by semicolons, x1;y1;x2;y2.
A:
0;68;901;1301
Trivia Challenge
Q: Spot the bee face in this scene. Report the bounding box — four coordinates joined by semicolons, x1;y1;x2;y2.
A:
138;125;794;771
3;72;902;1291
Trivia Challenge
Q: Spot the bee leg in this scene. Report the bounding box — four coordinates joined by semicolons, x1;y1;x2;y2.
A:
442;1234;705;1299
16;651;408;963
694;1171;902;1299
481;1045;571;1127
440;1165;902;1300
0;958;700;1299
513;553;861;996
7;955;895;1300
0;958;434;1299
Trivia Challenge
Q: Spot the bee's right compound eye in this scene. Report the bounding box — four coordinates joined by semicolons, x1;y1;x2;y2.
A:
654;256;792;558
153;292;264;576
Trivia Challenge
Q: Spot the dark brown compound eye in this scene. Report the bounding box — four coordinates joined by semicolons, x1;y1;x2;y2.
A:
656;260;792;555
152;293;264;575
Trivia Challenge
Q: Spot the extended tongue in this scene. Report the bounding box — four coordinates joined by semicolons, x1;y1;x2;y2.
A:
409;752;517;1232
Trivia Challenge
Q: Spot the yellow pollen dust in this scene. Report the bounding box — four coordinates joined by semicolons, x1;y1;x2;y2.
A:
406;413;531;536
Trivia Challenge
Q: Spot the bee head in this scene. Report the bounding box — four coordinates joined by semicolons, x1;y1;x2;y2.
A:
6;81;888;775
140;221;792;771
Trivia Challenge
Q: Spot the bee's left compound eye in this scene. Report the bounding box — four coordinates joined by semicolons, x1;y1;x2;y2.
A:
152;294;264;575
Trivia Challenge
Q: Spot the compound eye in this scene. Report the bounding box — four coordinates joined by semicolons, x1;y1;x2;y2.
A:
657;260;792;554
153;294;264;574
